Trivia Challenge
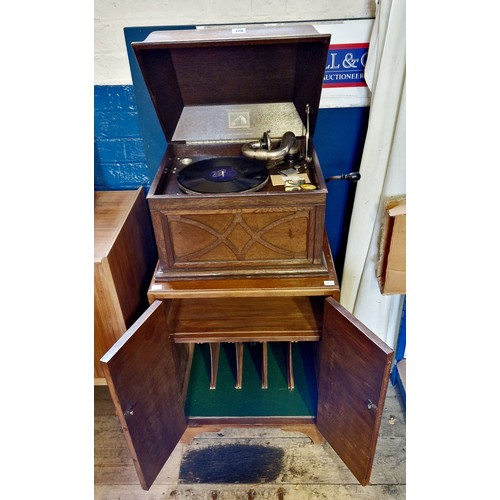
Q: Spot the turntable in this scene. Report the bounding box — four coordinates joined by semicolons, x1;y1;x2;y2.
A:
133;25;332;280
176;156;269;194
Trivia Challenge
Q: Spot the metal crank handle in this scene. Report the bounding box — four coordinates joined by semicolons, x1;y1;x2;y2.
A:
325;172;361;182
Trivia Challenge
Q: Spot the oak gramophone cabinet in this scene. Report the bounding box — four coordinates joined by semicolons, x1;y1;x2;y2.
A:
134;24;331;281
100;24;394;491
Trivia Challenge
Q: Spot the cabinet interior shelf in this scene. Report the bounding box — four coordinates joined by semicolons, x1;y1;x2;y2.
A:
167;296;324;343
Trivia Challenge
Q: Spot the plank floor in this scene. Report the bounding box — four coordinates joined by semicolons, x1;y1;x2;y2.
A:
94;383;406;499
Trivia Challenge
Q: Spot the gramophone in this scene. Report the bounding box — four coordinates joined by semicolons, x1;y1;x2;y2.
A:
132;24;357;281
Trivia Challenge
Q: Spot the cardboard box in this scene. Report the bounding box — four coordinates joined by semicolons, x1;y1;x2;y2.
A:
377;197;406;295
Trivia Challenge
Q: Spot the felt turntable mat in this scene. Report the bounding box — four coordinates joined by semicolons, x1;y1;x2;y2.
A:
184;342;318;417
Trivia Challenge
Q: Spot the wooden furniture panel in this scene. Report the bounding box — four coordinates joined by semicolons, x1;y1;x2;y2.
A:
147;233;339;300
167;296;324;343
94;188;157;381
164;206;313;265
94;262;126;377
100;300;187;490
317;298;394;486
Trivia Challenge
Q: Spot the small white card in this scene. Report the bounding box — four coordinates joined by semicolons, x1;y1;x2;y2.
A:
270;173;310;186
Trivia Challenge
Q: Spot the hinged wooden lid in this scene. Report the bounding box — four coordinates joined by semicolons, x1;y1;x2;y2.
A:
132;25;330;143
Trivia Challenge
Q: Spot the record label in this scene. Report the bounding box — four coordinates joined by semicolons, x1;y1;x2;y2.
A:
177;157;269;194
207;167;238;182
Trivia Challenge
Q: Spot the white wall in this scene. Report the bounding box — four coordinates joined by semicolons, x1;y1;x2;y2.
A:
95;0;375;84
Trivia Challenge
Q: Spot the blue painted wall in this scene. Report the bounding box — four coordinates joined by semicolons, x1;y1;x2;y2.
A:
315;106;369;273
94;85;150;190
94;25;370;279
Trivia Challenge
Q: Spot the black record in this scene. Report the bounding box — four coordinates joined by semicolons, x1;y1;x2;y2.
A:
177;157;269;194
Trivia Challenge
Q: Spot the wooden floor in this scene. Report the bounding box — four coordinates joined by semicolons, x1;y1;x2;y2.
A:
94;383;406;499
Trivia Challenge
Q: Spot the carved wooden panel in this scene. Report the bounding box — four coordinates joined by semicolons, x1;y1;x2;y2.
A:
164;207;313;267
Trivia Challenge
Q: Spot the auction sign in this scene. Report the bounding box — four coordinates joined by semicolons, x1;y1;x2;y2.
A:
314;20;373;108
323;43;369;88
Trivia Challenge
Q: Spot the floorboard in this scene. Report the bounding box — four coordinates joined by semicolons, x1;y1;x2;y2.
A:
94;383;406;499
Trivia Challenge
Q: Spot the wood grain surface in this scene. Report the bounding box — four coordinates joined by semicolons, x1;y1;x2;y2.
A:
100;301;188;490
94;188;157;379
317;298;394;486
167;296;324;343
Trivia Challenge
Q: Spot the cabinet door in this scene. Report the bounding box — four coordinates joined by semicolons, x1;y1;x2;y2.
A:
100;300;187;490
317;297;394;486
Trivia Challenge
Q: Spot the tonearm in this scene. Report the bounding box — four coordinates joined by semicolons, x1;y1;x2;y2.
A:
241;130;299;162
240;105;361;184
241;105;312;166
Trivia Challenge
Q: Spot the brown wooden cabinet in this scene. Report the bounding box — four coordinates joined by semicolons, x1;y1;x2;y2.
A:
99;25;394;492
132;25;332;282
94;188;157;382
100;236;394;490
